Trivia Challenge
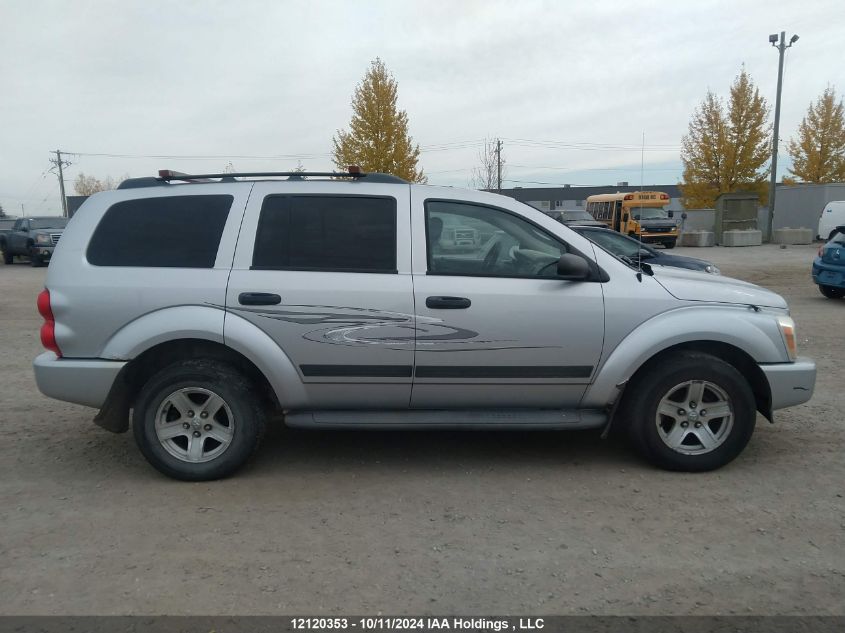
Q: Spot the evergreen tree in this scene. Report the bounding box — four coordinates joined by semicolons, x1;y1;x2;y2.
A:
681;68;771;208
788;86;845;183
332;59;425;183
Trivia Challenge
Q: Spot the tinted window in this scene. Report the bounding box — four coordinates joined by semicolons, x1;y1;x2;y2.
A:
253;196;396;272
426;200;564;278
87;195;232;267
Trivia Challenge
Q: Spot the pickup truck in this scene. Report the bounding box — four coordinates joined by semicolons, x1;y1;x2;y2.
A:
1;216;69;266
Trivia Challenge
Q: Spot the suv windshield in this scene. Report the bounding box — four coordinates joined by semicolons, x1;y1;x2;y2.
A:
30;218;69;230
631;207;669;220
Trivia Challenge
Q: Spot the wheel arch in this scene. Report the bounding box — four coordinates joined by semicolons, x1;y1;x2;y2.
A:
94;338;281;433
623;341;772;421
584;306;784;421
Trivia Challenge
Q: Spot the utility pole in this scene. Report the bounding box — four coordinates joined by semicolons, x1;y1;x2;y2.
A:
496;138;502;194
49;150;72;217
767;31;799;242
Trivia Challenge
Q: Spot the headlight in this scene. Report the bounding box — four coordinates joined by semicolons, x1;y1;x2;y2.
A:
777;316;798;361
704;264;720;275
35;234;51;245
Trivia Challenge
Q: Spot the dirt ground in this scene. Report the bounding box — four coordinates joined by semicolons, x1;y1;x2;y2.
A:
0;244;843;615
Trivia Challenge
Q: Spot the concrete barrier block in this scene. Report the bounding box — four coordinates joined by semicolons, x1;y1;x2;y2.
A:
721;229;763;247
773;227;813;245
679;230;715;247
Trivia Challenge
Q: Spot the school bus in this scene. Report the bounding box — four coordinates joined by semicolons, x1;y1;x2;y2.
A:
585;191;679;248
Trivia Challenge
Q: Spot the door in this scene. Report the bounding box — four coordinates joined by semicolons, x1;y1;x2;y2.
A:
10;219;27;253
410;196;605;408
226;182;415;408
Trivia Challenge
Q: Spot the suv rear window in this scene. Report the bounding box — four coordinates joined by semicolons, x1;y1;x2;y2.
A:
252;195;396;273
87;195;233;268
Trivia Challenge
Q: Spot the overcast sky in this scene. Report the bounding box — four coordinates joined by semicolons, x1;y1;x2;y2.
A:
1;0;843;216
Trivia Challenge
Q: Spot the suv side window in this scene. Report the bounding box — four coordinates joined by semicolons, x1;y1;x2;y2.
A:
426;200;564;278
87;195;233;268
252;195;396;273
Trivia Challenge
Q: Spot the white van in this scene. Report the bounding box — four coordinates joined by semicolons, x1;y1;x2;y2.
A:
818;200;845;240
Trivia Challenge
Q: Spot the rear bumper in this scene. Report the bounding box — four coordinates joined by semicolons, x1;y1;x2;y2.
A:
812;258;845;288
33;352;126;408
760;357;816;410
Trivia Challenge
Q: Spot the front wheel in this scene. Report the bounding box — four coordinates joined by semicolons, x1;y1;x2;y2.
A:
819;284;845;299
29;247;45;267
1;244;11;265
132;360;266;480
664;239;676;249
624;352;756;471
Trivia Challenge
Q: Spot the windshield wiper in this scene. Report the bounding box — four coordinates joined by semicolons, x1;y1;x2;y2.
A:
619;255;654;276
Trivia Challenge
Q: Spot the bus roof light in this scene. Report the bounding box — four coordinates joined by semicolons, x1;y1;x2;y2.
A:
624;194;634;201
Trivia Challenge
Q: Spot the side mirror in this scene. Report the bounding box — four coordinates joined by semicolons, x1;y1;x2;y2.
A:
681;212;688;220
667;210;674;218
556;253;591;281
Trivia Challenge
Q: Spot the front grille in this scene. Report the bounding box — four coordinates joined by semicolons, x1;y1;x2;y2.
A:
50;233;61;245
646;227;672;233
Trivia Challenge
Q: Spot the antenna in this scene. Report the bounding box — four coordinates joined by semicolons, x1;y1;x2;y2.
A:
636;131;645;281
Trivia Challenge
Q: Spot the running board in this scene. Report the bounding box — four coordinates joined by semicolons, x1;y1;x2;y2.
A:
284;409;607;430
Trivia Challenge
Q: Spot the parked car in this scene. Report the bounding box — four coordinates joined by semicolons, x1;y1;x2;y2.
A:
571;225;720;274
1;216;69;266
812;225;845;299
33;169;815;480
817;200;845;241
544;209;606;228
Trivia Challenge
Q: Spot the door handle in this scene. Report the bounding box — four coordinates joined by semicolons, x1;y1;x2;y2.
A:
238;292;282;306
426;296;471;309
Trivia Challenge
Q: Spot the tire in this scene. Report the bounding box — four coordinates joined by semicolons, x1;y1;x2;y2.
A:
664;239;676;249
1;244;11;265
30;251;44;267
132;359;267;481
624;352;756;472
819;284;845;299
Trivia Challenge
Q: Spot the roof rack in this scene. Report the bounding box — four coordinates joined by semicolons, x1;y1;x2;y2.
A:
117;167;408;189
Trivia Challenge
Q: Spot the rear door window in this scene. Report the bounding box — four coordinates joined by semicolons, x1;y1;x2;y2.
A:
252;195;397;273
87;195;233;268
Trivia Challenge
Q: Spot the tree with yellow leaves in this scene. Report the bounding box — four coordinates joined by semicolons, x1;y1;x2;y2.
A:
332;59;426;183
788;87;845;183
680;68;771;208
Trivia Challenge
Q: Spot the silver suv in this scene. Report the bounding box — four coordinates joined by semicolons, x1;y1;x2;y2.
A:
33;169;816;480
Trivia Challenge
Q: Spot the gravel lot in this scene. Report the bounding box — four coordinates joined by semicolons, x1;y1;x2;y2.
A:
1;244;843;615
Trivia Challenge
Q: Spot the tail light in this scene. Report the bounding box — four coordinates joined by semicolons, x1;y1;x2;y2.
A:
37;289;61;357
660;193;669;200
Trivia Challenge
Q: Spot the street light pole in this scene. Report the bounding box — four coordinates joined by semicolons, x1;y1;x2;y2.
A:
767;31;798;242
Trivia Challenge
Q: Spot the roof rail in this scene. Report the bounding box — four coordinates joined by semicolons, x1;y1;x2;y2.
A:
117;167;408;189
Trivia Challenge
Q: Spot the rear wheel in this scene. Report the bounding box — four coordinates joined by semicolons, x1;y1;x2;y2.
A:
1;243;11;265
819;284;845;299
624;352;756;471
132;359;266;480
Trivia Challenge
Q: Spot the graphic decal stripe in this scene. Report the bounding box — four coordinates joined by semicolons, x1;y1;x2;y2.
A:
300;364;413;378
414;366;593;379
299;365;593;379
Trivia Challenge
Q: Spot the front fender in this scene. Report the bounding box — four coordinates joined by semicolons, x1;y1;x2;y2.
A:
582;305;788;408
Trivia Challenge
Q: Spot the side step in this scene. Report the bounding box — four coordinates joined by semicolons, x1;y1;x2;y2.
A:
284;409;607;430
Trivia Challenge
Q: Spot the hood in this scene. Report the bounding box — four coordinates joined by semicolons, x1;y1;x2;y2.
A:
651;265;787;309
567;220;607;228
640;218;677;229
32;227;65;234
